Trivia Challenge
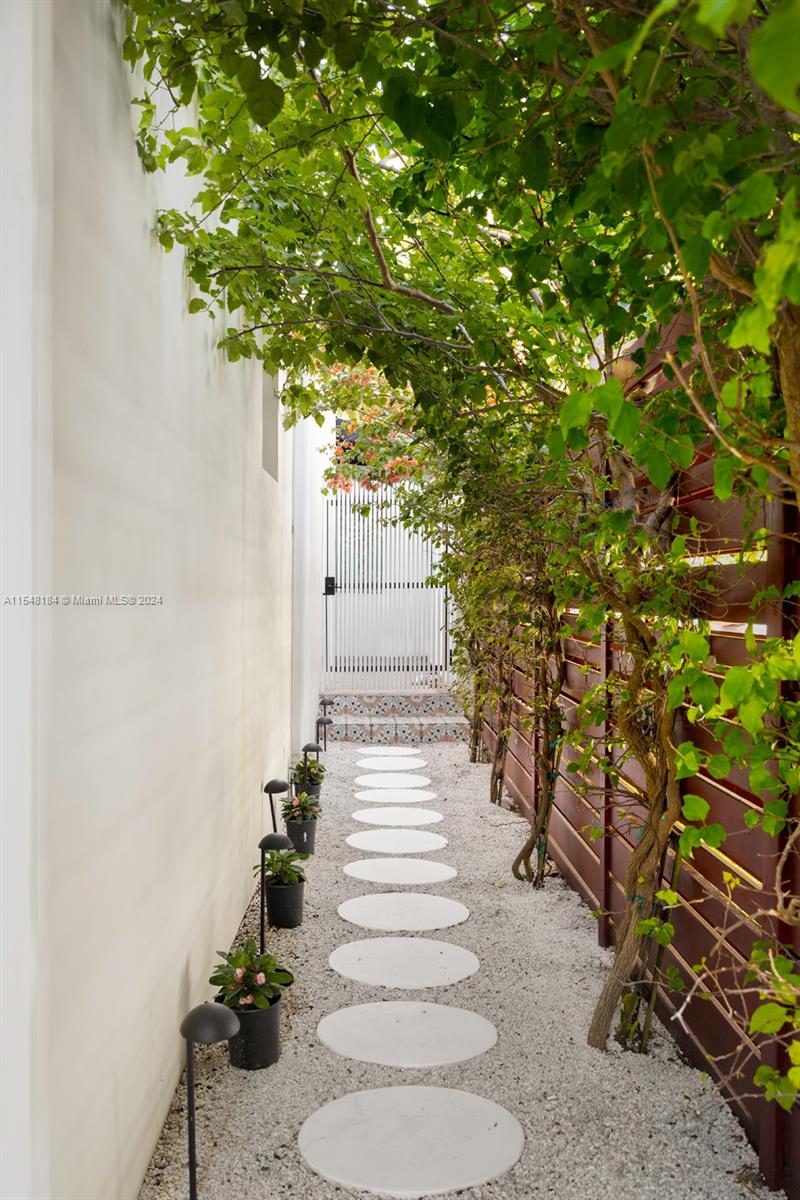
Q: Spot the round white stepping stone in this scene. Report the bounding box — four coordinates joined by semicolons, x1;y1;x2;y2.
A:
346;829;448;855
329;937;479;989
357;757;427;771
354;788;437;804
338;892;469;932
344;858;456;885
352;807;442;827
356;772;431;789
298;1086;523;1198
317;1001;497;1068
354;746;421;756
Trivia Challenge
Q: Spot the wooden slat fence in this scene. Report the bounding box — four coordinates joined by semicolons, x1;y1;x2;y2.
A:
484;451;799;1197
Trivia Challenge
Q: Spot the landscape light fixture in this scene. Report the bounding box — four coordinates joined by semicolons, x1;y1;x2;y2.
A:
258;831;292;952
303;740;323;764
179;1003;240;1200
316;715;334;751
263;778;289;834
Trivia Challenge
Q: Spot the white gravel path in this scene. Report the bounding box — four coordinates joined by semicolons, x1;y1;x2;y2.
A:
139;741;780;1200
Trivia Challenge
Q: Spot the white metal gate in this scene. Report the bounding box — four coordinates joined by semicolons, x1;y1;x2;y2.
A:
322;485;451;692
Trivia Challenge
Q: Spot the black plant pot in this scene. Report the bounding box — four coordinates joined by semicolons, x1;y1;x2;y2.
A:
216;993;282;1071
286;818;316;854
295;781;322;798
266;881;305;928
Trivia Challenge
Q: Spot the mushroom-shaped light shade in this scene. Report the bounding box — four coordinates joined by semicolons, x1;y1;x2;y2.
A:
320;696;334;706
259;832;293;852
264;778;290;795
302;742;323;754
180;1002;240;1045
317;716;334;727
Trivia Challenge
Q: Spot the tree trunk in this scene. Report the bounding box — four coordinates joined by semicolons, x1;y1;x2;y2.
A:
489;671;514;805
587;702;681;1049
469;676;483;764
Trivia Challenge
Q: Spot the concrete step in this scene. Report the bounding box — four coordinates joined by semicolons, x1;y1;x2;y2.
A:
321;692;468;745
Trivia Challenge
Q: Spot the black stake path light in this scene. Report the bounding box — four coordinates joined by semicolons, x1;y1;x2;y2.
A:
180;1003;240;1200
301;741;322;779
320;695;334;713
316;715;333;751
263;778;289;833
259;831;292;952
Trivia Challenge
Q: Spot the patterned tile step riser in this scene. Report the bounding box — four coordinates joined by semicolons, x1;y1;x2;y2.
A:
322;692;465;719
328;717;468;745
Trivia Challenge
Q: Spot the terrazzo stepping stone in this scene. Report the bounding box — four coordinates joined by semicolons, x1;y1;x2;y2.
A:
338;892;469;932
354;788;437;804
329;937;479;989
357;757;427;771
317;1001;497;1068
352;807;443;827
346;829;448;855
344;858;456;885
355;746;421;756
355;772;432;789
298;1086;523;1199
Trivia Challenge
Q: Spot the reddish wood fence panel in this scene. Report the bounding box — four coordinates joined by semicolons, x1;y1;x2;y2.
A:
483;471;799;1197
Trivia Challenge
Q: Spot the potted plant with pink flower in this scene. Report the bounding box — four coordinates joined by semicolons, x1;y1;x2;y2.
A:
282;790;320;854
289;757;326;798
210;937;293;1070
257;848;307;928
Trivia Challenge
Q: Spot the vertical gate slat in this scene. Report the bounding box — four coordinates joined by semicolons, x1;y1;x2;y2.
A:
322;483;452;694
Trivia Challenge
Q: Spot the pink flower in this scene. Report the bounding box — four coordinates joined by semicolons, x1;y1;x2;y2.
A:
234;967;245;982
292;796;300;807
238;996;247;1006
245;994;254;1005
255;972;266;985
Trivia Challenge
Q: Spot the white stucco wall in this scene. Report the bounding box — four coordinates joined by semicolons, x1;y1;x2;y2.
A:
1;4;54;1198
1;2;320;1196
291;415;331;750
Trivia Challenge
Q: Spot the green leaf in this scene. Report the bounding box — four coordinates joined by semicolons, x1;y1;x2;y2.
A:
696;0;754;36
611;400;642;446
729;302;774;353
700;822;727;848
708;753;731;779
623;0;680;73
334;29;368;70
713;454;735;501
726;172;778;220
682;630;710;662
724;726;749;757
679;825;702;856
560;392;592;436
682;234;712;279
592;378;624;419
188;298;207;313
690;673;718;711
676;741;703;779
246;77;284;128
520;135;549;190
749;1001;791;1035
683;793;710;822
720;665;753;708
750;0;800;114
317;0;350;23
668;674;688;709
